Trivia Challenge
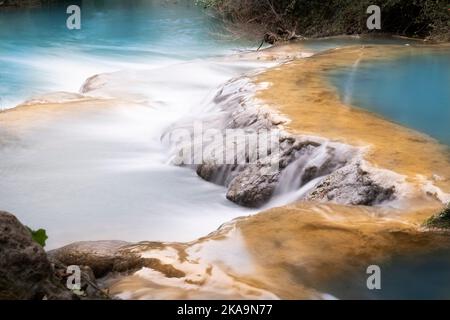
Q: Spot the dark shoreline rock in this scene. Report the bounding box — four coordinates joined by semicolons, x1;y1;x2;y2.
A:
423;203;450;231
0;211;115;300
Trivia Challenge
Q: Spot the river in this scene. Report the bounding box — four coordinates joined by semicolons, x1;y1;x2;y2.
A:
1;0;450;300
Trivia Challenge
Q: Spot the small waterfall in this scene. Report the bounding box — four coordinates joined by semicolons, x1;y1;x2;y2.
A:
274;143;331;195
267;141;354;208
268;144;330;207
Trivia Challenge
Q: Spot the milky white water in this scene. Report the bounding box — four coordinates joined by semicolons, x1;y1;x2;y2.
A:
0;1;272;249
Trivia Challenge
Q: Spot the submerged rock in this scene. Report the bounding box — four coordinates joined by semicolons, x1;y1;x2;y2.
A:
0;211;74;300
423;203;450;230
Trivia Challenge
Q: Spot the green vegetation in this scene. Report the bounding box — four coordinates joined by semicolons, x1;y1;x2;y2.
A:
0;0;56;8
423;203;450;230
26;226;48;247
197;0;449;42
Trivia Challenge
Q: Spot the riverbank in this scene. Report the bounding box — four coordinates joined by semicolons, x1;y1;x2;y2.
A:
198;0;450;43
0;0;64;10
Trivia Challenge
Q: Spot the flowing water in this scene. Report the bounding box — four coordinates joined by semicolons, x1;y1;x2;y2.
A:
0;0;264;248
0;0;256;109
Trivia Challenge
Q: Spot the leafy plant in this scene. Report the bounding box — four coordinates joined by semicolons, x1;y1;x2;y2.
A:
26;227;48;248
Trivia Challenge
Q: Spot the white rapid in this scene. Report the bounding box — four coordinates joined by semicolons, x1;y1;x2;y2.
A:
266;176;325;209
0;58;274;249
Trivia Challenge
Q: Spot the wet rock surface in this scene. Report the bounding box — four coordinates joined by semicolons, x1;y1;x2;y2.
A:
0;211;117;300
306;163;396;206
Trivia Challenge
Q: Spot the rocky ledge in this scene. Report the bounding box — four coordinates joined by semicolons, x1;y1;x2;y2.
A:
168;77;399;208
1;211;116;300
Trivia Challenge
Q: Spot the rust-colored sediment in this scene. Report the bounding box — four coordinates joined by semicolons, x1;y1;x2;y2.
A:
0;97;115;134
235;203;448;299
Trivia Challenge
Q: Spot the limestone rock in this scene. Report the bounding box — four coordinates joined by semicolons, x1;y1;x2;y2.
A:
226;167;280;208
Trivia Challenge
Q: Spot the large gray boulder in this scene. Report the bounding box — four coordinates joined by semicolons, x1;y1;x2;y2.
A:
306;163;396;206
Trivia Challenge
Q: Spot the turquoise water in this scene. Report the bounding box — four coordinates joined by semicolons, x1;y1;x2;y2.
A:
330;50;450;146
0;0;255;108
327;49;450;299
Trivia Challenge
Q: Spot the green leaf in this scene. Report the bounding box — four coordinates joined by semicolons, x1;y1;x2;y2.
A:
26;227;48;248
